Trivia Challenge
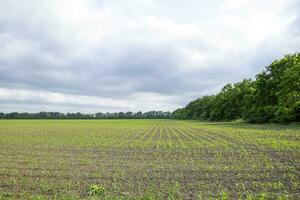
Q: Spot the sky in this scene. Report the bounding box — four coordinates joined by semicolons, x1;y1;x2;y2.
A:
0;0;300;113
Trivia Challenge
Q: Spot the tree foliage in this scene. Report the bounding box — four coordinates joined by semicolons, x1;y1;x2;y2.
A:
0;111;171;119
172;53;300;123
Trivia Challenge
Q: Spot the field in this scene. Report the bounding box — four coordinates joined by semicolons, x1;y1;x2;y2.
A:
0;120;299;200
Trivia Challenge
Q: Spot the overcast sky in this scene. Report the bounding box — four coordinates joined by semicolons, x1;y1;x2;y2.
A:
0;0;299;113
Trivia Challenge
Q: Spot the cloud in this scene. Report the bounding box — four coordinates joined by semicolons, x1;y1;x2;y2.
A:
0;87;181;113
0;0;299;112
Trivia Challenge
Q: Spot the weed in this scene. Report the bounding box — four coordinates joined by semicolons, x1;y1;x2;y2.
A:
86;184;106;196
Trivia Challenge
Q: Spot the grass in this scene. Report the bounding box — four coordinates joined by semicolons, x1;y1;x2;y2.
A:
0;120;299;199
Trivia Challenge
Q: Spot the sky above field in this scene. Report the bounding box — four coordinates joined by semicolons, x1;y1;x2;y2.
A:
0;0;300;113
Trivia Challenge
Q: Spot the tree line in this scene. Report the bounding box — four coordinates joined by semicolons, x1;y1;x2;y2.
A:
0;111;171;119
172;53;300;123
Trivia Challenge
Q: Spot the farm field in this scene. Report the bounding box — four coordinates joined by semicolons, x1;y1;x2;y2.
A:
0;120;299;200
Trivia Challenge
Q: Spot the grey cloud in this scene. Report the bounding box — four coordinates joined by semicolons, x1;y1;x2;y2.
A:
0;0;300;112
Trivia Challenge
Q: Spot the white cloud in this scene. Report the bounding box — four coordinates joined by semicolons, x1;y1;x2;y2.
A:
0;87;180;112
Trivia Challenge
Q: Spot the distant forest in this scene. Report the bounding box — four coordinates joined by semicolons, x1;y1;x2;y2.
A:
0;111;171;119
172;53;300;123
